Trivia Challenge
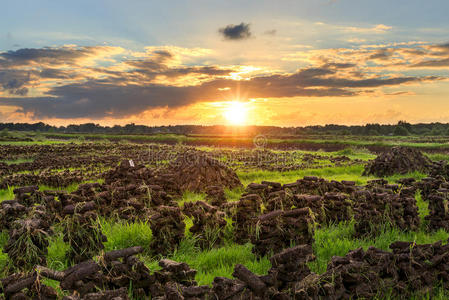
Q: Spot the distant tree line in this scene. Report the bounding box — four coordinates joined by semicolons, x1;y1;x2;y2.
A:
1;121;449;136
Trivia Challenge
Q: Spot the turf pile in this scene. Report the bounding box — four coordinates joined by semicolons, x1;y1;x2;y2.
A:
363;146;430;177
165;151;243;192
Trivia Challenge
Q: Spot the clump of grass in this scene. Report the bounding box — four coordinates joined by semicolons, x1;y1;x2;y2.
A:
224;187;243;202
62;215;106;264
47;231;70;270
100;218;153;253
142;238;271;286
177;191;206;206
0;186;15;202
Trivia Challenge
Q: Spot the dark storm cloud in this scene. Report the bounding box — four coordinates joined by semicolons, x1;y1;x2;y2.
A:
124;50;234;80
322;62;356;69
0;47;95;67
218;23;251;40
0;70;31;95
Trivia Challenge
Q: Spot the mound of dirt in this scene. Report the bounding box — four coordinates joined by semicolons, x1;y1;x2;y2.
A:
165;151;242;192
363;146;430;177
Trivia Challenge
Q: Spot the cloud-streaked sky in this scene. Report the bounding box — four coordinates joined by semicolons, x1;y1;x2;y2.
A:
1;0;449;126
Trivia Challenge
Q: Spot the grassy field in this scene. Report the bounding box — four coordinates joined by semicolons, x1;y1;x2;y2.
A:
1;139;449;298
3;130;449;151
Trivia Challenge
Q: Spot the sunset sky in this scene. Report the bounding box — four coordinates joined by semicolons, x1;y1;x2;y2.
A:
1;0;449;126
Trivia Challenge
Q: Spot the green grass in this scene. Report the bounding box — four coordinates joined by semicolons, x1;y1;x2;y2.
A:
143;238;271;286
177;191;206;206
0;180;106;202
427;152;449;162
100;219;153;253
237;164;426;186
2;138;449;298
0;187;14;201
0;158;34;165
47;231;70;271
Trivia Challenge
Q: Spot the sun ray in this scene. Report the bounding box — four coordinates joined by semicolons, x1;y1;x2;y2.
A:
223;101;248;125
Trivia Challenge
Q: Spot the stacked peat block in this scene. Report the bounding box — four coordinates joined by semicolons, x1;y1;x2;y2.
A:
0;272;58;300
429;160;449;179
35;247;148;299
233;194;262;244
107;183;173;220
149;206;185;256
246;181;283;200
9;186;61;223
165;151;242;193
389;240;449;291
352;190;385;237
363;146;431;177
322;192;351;224
425;191;449;231
265;189;295;212
205;185;227;206
62;201;107;264
268;245;316;293
295;176;330;195
12;186;40;206
353;190;420;237
295;247;396;299
295;239;449;299
416;177;444;200
3;209;52;271
101;160;177;219
182;201;227;249
212;245;316;299
397;177;417;188
292;194;324;223
251;208;314;257
416;177;449;231
212;265;272;300
329;180;358;194
149;259;211;300
393;194;420;231
0;200;26;231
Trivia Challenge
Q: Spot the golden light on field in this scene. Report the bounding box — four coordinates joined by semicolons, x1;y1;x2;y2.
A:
223;101;248;125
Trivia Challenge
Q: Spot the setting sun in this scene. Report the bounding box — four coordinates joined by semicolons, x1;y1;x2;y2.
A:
223;101;247;125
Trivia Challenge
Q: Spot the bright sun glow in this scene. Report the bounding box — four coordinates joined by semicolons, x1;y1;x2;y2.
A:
223;101;247;125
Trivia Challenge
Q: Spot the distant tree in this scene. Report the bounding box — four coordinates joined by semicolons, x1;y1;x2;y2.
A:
397;121;413;134
393;126;410;136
